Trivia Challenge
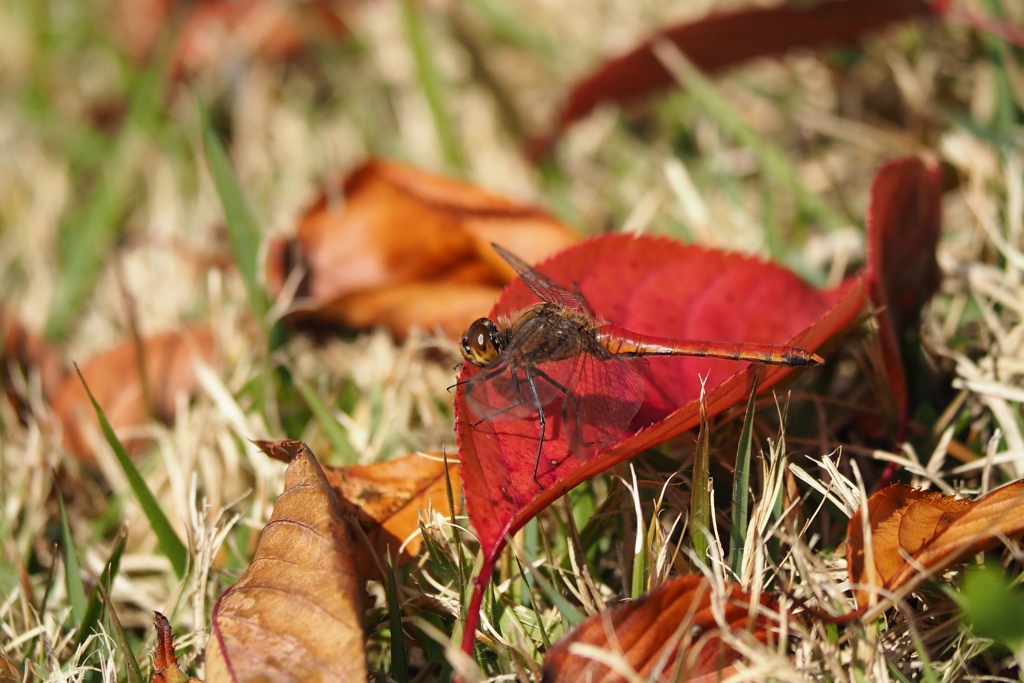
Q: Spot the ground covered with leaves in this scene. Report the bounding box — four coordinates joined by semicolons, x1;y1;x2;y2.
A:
2;0;1024;681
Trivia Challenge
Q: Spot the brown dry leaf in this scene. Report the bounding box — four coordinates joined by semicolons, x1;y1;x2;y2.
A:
847;480;1024;609
152;612;199;683
173;0;347;76
52;325;218;462
542;575;785;682
265;159;579;340
324;452;459;580
205;440;367;682
1;304;64;414
0;650;20;683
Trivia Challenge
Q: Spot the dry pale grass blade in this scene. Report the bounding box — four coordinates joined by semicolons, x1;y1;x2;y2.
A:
847;480;1024;610
541;575;786;682
204;440;368;682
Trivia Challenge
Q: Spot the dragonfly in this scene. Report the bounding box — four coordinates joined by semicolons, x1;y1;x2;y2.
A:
458;244;823;490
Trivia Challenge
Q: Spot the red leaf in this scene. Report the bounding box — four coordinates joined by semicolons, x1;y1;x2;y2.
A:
456;234;867;561
865;155;943;438
529;0;934;158
542;575;786;682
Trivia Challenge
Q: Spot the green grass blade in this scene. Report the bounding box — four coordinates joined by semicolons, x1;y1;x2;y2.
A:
728;375;759;577
46;63;165;339
654;43;845;286
401;0;466;174
77;532;127;647
96;581;144;683
631;516;653;599
73;363;188;578
529;566;584;626
193;88;268;320
386;553;410;683
295;380;360;465
56;489;88;628
690;396;711;561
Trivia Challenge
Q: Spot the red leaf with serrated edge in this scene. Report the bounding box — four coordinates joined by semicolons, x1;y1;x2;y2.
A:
456;234;867;562
866;155;943;439
529;0;935;158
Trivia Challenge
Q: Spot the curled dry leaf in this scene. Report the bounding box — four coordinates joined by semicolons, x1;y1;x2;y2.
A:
205;440;367;682
300;451;458;581
266;159;579;339
847;480;1024;609
52;325;218;462
529;0;934;157
542;575;786;683
152;612;198;683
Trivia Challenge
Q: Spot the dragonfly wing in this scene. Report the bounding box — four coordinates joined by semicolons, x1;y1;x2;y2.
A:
492;243;586;310
563;352;648;458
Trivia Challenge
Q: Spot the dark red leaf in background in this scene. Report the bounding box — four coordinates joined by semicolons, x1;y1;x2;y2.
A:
865;155;943;439
529;0;935;158
457;234;866;561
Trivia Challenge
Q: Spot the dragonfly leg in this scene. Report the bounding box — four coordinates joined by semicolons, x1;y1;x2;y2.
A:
527;368;573;490
522;369;549;490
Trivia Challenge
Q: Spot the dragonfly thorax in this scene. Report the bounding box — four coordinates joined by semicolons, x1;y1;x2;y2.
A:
461;318;506;366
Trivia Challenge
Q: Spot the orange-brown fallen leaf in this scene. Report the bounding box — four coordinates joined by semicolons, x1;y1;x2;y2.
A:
261;448;460;581
847;480;1024;609
52;325;218;462
265;159;579;340
542;575;786;682
152;612;198;683
1;305;64;416
109;0;349;72
205;440;367;682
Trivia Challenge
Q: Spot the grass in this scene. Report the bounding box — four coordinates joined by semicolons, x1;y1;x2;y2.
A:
1;0;1023;680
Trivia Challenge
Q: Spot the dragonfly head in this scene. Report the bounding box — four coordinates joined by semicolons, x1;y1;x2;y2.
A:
461;318;505;366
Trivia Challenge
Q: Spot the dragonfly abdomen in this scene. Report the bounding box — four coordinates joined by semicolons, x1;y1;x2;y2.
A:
594;325;823;367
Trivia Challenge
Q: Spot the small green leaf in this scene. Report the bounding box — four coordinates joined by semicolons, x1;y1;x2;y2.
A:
955;564;1024;652
73;363;188;578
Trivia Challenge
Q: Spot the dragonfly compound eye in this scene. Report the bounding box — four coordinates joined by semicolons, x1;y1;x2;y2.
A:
461;318;503;366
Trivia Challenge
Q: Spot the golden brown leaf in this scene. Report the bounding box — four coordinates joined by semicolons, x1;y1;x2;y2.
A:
847;481;1024;609
323;452;459;580
542;575;785;682
52;325;218;462
265;159;579;339
204;440;367;682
